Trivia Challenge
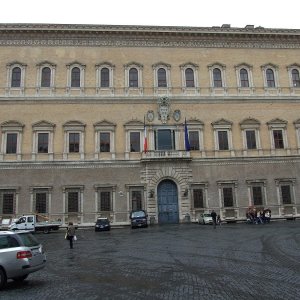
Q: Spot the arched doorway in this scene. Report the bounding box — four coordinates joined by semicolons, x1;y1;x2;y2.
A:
157;179;179;224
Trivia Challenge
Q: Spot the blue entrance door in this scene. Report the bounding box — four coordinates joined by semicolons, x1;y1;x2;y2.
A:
157;180;179;224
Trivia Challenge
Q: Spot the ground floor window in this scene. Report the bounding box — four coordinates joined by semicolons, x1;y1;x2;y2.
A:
223;187;234;207
1;192;14;214
67;191;79;213
281;185;292;204
131;190;142;211
193;189;204;208
252;186;263;206
35;192;47;213
99;191;111;211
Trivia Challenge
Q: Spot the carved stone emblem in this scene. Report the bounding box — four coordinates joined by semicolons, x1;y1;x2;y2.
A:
173;110;181;122
158;96;170;124
146;110;155;122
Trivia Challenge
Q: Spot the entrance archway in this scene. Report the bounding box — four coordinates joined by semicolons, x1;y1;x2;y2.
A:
157;179;179;224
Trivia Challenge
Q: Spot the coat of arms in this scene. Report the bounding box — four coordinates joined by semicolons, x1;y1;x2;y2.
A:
158;96;170;124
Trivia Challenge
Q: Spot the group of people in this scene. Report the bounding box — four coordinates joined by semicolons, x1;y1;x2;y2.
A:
246;207;271;224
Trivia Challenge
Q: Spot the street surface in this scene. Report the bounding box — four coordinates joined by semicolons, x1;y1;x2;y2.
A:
1;221;300;300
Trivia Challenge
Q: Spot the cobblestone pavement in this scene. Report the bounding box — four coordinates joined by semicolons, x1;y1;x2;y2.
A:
1;221;300;300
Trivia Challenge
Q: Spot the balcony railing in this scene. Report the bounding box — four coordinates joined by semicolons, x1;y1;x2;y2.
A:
142;150;191;159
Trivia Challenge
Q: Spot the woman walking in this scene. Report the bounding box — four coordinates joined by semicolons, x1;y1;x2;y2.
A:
66;222;76;249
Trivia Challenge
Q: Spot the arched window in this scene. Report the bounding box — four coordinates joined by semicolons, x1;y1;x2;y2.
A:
100;68;110;87
266;68;275;87
185;68;195;87
129;68;138;87
41;67;51;87
240;68;249;87
292;69;300;87
11;67;21;87
71;67;81;87
213;68;222;87
157;68;167;87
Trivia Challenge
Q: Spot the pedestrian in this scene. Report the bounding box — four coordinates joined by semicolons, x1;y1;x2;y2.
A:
217;214;221;226
66;222;76;249
211;210;217;229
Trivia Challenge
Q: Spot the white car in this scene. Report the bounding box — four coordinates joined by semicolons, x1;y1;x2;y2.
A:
198;213;213;225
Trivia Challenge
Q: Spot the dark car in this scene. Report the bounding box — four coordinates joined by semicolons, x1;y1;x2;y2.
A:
94;218;111;231
130;210;148;229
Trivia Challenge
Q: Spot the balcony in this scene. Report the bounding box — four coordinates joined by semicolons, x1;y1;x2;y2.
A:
142;150;191;160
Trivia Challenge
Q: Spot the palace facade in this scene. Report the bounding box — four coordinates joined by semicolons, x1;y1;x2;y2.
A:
0;23;300;225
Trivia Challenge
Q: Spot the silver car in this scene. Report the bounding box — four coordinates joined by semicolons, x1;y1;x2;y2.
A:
0;231;46;289
198;213;213;225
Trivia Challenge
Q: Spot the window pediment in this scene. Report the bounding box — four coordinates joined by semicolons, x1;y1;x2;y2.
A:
124;120;144;128
235;63;253;70
186;118;204;126
287;63;300;69
32;120;56;131
179;62;199;69
152;62;171;69
63;120;86;131
261;63;278;70
1;120;24;130
95;62;115;68
124;62;143;69
208;62;226;70
7;61;27;67
267;118;287;129
211;118;232;127
66;61;86;68
36;61;56;67
94;120;116;131
239;118;260;126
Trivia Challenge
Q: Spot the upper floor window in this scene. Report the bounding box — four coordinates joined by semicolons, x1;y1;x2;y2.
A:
69;133;80;153
240;68;249;87
213;68;222;87
129;68;138;87
267;118;288;150
189;131;199;150
266;69;275;87
71;67;81;87
157;68;167;87
41;67;51;88
11;67;21;88
218;131;229;150
292;69;300;87
130;132;140;152
100;68;110;87
212;119;233;151
240;118;261;151
245;130;257;149
6;133;18;154
124;120;144;156
185;68;195;87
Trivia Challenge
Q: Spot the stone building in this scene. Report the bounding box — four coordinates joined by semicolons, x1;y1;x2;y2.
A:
0;23;299;226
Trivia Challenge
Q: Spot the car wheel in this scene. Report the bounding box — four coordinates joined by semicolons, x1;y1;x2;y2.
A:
12;275;28;282
43;228;50;234
0;268;7;290
202;220;205;225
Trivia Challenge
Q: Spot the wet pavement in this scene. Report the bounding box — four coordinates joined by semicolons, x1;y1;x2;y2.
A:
1;221;300;300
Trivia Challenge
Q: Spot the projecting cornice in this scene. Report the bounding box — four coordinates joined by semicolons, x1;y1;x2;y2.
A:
1;23;300;49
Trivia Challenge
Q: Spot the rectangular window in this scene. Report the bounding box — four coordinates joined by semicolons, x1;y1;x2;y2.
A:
6;133;17;154
189;131;200;151
252;186;263;206
38;133;49;153
281;185;292;204
130;132;140;152
155;129;175;150
35;192;47;214
223;187;234;207
100;132;110;152
218;131;229;150
193;189;204;208
100;191;111;211
273;130;284;149
2;193;14;214
68;192;79;213
132;190;142;211
69;133;80;153
246;130;257;149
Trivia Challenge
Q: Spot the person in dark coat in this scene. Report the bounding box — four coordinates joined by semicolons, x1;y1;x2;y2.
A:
66;222;76;249
211;210;217;229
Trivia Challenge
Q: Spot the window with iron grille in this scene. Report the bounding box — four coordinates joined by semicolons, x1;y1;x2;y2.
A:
38;133;49;153
6;133;17;154
246;130;257;149
189;131;200;150
281;185;292;204
35;192;47;214
223;187;234;207
131;191;142;211
252;186;263;206
273;130;284;149
101;68;110;87
100;191;111;211
2;193;14;214
68;192;79;213
193;189;204;208
11;67;21;87
41;67;51;87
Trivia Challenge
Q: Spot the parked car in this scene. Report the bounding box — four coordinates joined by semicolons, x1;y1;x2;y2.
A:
0;230;46;289
94;217;111;231
130;210;148;229
198;213;213;225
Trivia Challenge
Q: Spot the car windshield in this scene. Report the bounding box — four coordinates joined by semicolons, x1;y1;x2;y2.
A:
18;232;40;247
203;214;211;217
96;219;108;224
131;211;146;218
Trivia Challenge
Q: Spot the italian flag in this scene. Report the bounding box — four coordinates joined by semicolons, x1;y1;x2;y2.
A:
144;117;148;153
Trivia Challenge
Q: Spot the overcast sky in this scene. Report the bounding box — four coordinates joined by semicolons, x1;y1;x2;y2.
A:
1;0;300;29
